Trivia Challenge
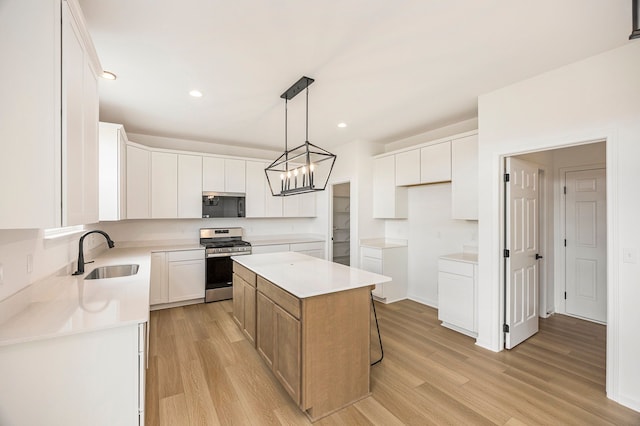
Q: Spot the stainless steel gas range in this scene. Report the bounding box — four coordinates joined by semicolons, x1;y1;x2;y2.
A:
200;227;251;302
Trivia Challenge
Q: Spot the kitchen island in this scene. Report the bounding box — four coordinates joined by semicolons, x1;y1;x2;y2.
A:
231;252;391;422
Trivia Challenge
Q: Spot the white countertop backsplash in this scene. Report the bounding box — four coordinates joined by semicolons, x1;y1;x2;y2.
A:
232;252;391;298
0;247;155;346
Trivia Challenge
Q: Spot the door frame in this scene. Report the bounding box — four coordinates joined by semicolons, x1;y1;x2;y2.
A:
557;163;606;321
327;179;352;264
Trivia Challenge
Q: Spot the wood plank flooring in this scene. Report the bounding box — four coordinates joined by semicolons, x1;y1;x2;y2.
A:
145;299;640;425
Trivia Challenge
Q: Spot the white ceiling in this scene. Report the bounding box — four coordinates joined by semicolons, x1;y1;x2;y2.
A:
78;0;631;152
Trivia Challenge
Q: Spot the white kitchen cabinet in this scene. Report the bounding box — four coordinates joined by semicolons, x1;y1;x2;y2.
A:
451;134;479;220
98;122;128;221
359;243;407;303
1;0;101;229
149;252;168;305
203;157;246;193
151;151;178;218
178;154;203;218
284;192;316;217
373;156;407;219
246;161;268;217
126;143;151;219
438;256;478;337
151;249;205;308
395;149;421;186
0;322;146;426
251;242;325;259
168;250;206;302
420;140;451;184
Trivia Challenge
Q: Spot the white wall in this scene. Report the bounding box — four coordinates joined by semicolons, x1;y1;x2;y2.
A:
383;118;478;153
0;226;105;301
478;41;640;410
386;184;478;306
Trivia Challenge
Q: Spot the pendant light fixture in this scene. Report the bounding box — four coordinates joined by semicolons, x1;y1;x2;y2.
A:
265;76;336;196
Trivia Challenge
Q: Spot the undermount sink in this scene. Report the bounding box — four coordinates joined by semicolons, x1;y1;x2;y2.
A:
84;264;139;280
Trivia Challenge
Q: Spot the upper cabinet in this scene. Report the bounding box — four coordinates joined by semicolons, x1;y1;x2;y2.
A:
203;157;246;193
177;154;202;218
451;134;478;220
394;150;421;186
151;152;178;218
420;141;451;184
99;122;128;221
0;0;101;229
373;156;407;219
126;143;151;219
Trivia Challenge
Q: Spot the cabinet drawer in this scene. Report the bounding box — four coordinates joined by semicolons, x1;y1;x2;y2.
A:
167;249;204;262
438;259;474;277
360;246;382;260
290;241;323;252
233;262;256;286
257;276;300;319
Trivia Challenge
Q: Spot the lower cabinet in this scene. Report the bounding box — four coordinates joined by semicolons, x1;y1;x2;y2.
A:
437;257;478;337
251;241;325;259
0;322;146;425
232;263;256;345
359;244;407;303
150;249;205;308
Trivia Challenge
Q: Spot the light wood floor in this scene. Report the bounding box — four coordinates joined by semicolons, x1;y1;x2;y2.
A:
145;299;640;425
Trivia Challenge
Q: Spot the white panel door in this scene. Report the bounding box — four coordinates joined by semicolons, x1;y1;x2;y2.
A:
151;152;178;218
565;169;607;323
505;157;539;349
178;154;202;218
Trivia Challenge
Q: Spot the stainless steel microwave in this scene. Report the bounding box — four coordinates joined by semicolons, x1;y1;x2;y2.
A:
202;192;245;218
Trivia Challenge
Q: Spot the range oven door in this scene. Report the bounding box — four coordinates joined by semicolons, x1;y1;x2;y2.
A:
205;255;233;302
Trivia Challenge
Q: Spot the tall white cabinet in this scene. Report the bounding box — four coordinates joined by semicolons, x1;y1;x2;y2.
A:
126;143;151;219
99;122;128;221
0;0;101;228
451;134;479;220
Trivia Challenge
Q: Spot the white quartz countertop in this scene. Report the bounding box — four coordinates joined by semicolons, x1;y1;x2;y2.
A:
360;238;408;249
0;248;153;346
232;252;391;298
440;253;478;264
245;234;324;246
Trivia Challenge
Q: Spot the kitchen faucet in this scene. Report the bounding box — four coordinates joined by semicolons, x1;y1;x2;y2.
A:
72;230;115;275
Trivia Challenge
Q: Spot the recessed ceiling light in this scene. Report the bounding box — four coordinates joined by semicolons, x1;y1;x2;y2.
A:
189;90;203;98
337;122;347;128
102;71;117;80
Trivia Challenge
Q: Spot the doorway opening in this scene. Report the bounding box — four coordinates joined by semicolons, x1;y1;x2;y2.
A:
331;182;351;265
503;141;607;350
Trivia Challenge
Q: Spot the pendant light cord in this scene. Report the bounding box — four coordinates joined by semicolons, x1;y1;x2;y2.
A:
284;98;288;171
305;86;309;142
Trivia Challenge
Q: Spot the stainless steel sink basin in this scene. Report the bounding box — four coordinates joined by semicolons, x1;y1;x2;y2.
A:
84;264;139;280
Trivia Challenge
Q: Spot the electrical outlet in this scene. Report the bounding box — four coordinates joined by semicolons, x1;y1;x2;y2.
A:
27;254;33;274
0;263;4;285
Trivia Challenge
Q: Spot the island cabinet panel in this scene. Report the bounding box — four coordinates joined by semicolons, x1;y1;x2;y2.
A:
256;293;275;369
232;263;257;345
274;304;302;404
257;276;300;319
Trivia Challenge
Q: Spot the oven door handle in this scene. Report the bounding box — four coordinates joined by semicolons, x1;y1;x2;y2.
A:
206;251;251;258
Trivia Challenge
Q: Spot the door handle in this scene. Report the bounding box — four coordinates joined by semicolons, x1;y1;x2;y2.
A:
535;254;543;260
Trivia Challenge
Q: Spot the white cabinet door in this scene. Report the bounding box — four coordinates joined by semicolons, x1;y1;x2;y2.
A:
395;150;420;186
178;154;202;218
202;157;225;191
99;123;128;221
360;255;383;297
373;156;407;218
265;192;284;217
245;161;267;217
225;159;246;193
149;252;168;305
451;134;478;220
420;141;451;184
82;61;99;225
168;259;206;302
126;144;151;219
61;3;85;227
151;152;178;218
438;271;474;332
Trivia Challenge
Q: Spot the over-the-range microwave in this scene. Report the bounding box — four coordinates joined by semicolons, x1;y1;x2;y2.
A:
202;192;245;218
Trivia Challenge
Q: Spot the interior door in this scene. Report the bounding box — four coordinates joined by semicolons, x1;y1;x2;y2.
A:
505;157;540;349
565;169;607;322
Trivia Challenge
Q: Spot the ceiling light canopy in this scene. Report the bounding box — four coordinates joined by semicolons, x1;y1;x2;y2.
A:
337;122;347;128
265;76;336;197
189;90;203;98
102;71;117;80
